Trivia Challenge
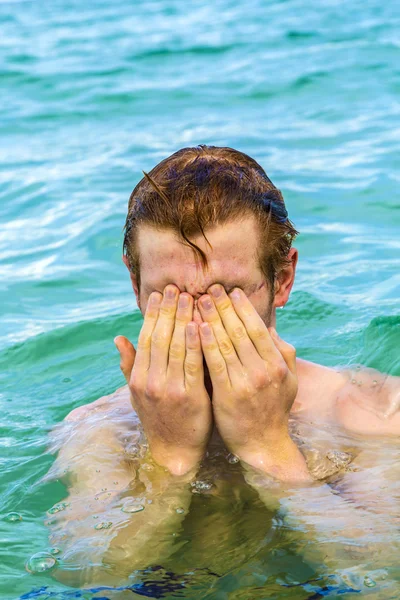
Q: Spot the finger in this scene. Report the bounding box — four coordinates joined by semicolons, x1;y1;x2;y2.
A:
184;322;204;389
228;287;280;362
167;293;194;381
133;291;162;377
149;284;179;377
203;286;263;365
199;322;231;389
197;295;242;377
114;336;136;383
269;327;297;374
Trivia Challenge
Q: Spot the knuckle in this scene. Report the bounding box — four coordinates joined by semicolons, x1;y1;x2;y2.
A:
185;360;199;377
152;330;168;348
167;384;186;402
137;335;151;351
213;361;226;375
286;343;296;357
272;361;288;380
145;381;162;401
219;338;234;356
159;304;175;317
232;325;246;341
169;341;184;360
250;326;265;339
129;371;142;393
252;370;269;390
219;299;233;314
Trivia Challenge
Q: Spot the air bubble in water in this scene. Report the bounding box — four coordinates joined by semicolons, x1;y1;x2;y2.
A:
175;507;185;514
364;576;376;587
5;512;22;523
47;502;69;515
26;552;57;573
121;503;145;514
94;521;112;530
49;547;61;555
190;480;213;494
227;454;239;464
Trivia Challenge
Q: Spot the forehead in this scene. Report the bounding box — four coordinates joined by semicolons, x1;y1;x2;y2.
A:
137;216;262;293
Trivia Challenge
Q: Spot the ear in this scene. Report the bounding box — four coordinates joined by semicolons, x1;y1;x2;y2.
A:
122;255;140;309
273;248;298;308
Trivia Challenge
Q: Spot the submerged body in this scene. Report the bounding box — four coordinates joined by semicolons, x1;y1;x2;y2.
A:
47;358;400;591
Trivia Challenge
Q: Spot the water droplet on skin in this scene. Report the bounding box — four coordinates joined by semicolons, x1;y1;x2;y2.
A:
5;512;22;523
101;488;107;492
356;365;361;371
96;469;101;473
175;507;185;515
49;547;61;555
94;521;112;530
92;515;99;519
113;481;119;485
26;552;57;573
357;381;362;386
364;576;376;587
351;379;356;384
121;503;145;514
47;502;69;515
372;380;378;387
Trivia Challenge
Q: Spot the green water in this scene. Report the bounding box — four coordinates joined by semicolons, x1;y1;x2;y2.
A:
1;0;400;598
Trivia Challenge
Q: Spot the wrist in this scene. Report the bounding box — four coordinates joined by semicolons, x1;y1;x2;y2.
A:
149;443;205;476
237;432;313;483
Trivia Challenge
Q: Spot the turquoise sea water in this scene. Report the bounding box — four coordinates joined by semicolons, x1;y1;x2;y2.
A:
1;0;400;598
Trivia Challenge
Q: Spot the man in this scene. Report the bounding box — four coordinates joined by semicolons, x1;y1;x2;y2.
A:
50;145;399;588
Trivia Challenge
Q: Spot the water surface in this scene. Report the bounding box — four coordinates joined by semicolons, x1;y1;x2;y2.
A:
1;0;399;598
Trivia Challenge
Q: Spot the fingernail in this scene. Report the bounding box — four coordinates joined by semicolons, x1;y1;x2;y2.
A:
200;296;213;311
209;284;223;298
165;286;177;300
200;322;212;336
230;288;241;302
179;294;189;309
114;336;120;347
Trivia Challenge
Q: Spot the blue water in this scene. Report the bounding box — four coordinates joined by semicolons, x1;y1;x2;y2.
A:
1;0;400;598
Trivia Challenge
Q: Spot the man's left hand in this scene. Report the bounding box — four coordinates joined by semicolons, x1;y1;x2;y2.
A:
197;285;310;480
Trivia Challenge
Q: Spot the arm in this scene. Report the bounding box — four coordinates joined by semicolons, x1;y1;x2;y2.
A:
48;285;213;587
244;469;400;596
197;284;312;483
47;406;194;588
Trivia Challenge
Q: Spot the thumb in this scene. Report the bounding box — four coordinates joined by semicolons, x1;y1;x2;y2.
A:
268;328;297;375
114;335;136;383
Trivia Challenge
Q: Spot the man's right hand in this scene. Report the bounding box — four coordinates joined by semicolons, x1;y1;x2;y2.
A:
115;285;212;476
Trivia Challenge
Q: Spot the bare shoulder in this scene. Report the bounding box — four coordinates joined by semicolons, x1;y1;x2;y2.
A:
65;385;132;423
293;359;346;417
334;367;400;435
294;359;400;435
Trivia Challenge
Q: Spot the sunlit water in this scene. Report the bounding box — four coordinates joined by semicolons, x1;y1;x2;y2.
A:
1;0;399;598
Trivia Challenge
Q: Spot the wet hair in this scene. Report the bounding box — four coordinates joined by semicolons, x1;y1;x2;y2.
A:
123;145;298;289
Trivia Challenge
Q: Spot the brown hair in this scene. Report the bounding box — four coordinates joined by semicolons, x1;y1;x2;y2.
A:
123;145;298;289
